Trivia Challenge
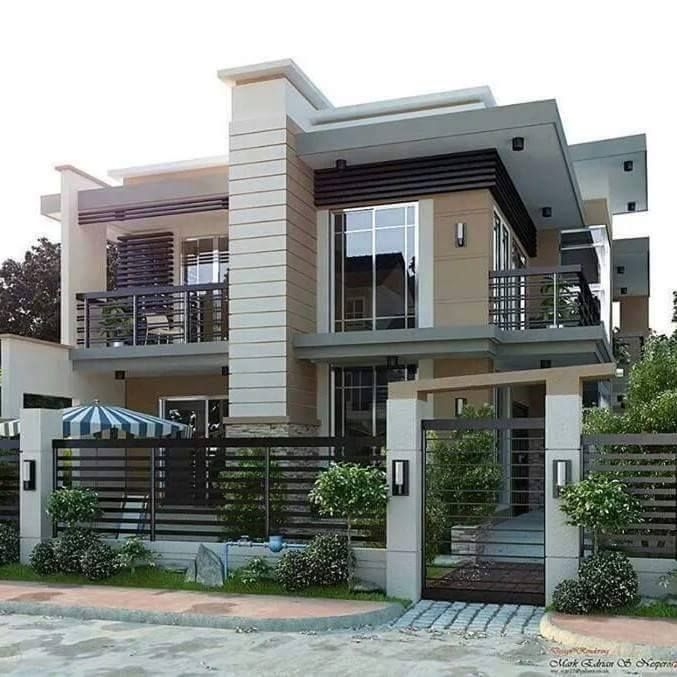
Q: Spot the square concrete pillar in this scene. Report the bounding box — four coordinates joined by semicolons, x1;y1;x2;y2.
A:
385;396;431;602
544;386;582;602
19;409;62;563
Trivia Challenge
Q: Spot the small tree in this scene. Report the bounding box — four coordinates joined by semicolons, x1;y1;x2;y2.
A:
47;488;100;530
309;463;388;584
560;473;643;554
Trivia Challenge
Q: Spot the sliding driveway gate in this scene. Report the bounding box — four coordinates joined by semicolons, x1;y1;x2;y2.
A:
423;418;545;605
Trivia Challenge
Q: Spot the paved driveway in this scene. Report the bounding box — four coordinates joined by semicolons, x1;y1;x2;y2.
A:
0;611;556;676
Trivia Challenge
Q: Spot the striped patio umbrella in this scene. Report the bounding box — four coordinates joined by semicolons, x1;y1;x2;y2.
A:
62;403;190;437
0;403;189;438
0;419;20;438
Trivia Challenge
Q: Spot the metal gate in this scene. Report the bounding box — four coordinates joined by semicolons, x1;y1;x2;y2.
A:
0;439;20;527
423;418;545;604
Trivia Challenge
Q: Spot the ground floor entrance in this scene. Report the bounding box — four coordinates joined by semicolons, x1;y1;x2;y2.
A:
422;416;545;605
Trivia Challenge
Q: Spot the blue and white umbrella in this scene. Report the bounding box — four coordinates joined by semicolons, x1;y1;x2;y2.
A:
0;403;189;438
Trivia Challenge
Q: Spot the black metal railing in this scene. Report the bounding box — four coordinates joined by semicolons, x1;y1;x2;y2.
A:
489;265;600;330
582;434;677;559
52;436;385;544
0;439;20;526
75;282;228;348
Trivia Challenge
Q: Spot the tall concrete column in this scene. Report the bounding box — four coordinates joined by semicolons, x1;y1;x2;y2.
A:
544;378;583;602
385;395;431;601
19;409;62;563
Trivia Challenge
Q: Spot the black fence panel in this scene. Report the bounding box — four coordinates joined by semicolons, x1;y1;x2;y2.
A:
582;434;677;559
52;437;385;545
0;440;20;526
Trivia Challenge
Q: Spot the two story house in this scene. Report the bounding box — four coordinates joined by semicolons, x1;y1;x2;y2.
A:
1;59;649;438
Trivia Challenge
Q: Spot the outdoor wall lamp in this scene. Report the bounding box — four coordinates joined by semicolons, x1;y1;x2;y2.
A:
392;460;409;496
553;459;571;498
22;459;36;491
455;222;466;247
623;160;634;172
455;397;467;416
511;136;525;151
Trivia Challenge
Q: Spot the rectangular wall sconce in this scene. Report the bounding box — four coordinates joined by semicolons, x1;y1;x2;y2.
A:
455;397;467;416
114;370;126;380
392;459;409;496
553;459;571;498
455;222;466;247
22;459;36;491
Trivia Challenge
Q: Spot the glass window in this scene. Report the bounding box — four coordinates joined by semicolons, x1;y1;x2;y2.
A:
182;236;229;285
333;203;417;332
333;365;417;438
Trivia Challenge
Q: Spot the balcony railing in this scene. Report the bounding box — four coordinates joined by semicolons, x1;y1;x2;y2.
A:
489;265;600;331
76;282;227;348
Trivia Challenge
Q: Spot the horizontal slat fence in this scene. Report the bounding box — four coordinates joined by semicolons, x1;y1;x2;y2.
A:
0;440;20;526
53;437;385;545
581;434;677;558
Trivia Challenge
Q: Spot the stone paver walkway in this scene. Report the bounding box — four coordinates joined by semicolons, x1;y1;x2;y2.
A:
392;599;544;636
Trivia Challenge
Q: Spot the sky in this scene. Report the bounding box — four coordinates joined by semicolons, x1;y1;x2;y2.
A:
0;0;674;333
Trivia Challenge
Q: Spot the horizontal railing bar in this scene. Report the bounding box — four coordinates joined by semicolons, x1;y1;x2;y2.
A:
54;437;385;449
423;418;545;431
76;282;227;301
489;265;583;278
583;434;677;445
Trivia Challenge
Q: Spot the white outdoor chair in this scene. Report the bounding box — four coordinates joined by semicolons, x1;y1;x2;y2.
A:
145;314;184;344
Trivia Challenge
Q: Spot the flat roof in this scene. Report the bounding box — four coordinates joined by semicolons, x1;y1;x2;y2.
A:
108;155;229;180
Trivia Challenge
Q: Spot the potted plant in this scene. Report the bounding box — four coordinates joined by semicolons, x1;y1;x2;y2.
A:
99;303;132;347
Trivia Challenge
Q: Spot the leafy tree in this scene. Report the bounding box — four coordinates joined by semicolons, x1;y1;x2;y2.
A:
309;463;387;584
0;238;119;343
560;474;643;555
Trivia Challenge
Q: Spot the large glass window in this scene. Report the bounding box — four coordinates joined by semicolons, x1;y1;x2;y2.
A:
333;204;417;332
182;236;229;285
333;364;417;438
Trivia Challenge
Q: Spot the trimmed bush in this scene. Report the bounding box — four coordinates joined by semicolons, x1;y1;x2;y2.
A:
30;541;59;575
578;550;638;609
115;536;157;573
236;556;273;585
0;523;19;565
276;550;313;591
53;528;99;574
80;542;117;580
47;488;100;529
305;534;351;586
552;579;593;615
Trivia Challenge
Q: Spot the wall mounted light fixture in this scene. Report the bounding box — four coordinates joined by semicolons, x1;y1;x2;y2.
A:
392;460;409;496
623;160;634;172
455;222;466;247
114;370;126;381
455;397;467;416
542;207;552;218
335;158;347;170
22;459;36;491
512;136;525;151
627;201;636;212
553;459;571;498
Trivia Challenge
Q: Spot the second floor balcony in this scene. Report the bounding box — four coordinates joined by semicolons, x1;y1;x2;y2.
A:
489;265;601;331
76;282;228;349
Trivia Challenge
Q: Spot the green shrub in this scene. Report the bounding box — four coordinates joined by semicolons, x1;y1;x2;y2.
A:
305;534;351;586
115;536;157;573
80;542;117;580
276;550;313;591
235;556;273;585
560;474;643;554
53;528;99;574
29;541;59;575
0;523;19;565
552;579;593;615
47;488;100;529
578;551;639;609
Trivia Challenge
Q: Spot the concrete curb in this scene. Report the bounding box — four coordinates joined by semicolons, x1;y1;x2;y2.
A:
539;612;677;658
0;600;405;633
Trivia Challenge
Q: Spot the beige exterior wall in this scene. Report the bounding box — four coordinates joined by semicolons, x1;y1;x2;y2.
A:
431;357;494;417
125;374;227;416
530;229;560;268
433;190;494;327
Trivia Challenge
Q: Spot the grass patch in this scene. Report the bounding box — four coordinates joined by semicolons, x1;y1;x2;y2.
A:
0;563;406;605
546;600;677;619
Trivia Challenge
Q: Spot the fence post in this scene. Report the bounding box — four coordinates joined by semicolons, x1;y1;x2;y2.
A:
544;377;582;603
19;409;62;563
385;395;431;602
